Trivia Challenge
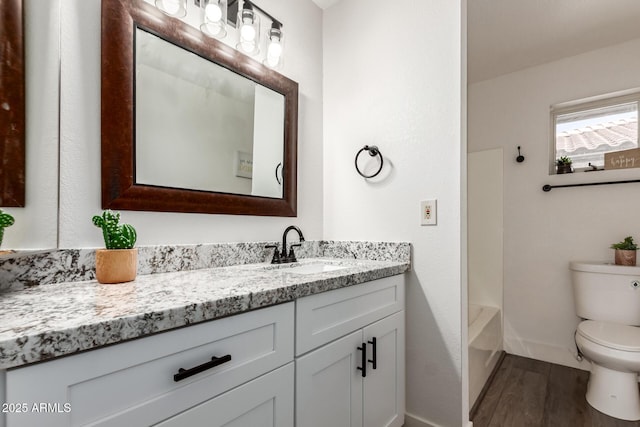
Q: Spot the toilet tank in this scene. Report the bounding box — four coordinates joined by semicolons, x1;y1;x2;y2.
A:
570;261;640;325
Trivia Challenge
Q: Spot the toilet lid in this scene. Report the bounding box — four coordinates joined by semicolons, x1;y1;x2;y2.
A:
578;320;640;352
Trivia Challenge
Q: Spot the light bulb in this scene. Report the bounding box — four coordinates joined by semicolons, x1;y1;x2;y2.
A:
236;6;259;54
200;0;227;38
205;2;222;23
268;42;282;58
241;24;256;42
264;26;283;68
266;42;282;67
163;0;180;14
155;0;185;17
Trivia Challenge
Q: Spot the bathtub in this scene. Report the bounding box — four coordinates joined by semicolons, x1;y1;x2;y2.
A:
468;303;502;408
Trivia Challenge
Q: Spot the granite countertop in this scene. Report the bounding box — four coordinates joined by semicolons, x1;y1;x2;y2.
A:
0;257;409;370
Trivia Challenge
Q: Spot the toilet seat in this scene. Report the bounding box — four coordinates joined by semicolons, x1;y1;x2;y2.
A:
578;320;640;352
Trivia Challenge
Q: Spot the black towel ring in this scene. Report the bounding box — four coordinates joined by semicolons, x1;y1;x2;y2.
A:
275;162;282;184
355;145;384;178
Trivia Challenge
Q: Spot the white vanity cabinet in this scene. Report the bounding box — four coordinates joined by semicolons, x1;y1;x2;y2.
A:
1;273;406;427
295;276;405;427
4;303;294;427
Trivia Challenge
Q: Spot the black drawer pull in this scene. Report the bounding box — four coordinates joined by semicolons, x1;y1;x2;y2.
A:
367;337;377;369
173;354;232;382
357;343;367;378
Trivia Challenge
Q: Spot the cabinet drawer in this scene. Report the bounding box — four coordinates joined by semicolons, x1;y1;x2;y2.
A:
6;302;294;427
296;276;404;355
155;362;294;427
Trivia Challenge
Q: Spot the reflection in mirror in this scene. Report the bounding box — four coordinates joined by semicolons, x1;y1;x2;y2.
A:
101;0;298;216
135;28;285;198
0;0;25;208
0;0;60;252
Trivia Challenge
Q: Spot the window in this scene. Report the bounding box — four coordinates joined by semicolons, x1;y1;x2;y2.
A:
551;90;639;173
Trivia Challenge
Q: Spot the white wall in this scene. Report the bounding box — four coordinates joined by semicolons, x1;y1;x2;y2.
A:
323;0;467;425
59;0;323;248
468;38;640;369
3;0;60;250
467;149;503;310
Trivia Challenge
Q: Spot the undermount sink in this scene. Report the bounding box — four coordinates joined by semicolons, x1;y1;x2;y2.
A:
282;263;348;275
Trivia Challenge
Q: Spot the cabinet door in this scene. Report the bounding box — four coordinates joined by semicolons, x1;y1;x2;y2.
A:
154;363;294;427
363;311;405;427
296;330;363;427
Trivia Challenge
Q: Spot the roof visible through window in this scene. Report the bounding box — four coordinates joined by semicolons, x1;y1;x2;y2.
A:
555;102;638;170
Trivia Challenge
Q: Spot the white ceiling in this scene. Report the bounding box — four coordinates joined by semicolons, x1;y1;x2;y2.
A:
468;0;640;83
311;0;340;10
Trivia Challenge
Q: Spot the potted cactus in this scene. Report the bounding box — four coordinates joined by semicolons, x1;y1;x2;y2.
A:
556;156;573;174
92;210;138;284
0;209;15;249
611;236;638;266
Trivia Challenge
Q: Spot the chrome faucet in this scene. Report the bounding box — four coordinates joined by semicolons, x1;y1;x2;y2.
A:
266;225;305;264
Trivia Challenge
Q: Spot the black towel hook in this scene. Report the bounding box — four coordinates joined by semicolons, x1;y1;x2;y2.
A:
516;146;525;163
355;145;384;178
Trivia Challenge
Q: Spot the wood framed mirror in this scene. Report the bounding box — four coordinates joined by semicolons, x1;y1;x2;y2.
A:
101;0;298;216
0;0;25;207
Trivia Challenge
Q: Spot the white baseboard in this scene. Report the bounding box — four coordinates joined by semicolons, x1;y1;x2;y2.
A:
503;336;591;371
404;412;439;427
404;412;472;427
403;413;473;427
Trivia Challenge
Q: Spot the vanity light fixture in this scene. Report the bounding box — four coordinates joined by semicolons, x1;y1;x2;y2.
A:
200;0;227;38
154;0;187;17
155;0;284;67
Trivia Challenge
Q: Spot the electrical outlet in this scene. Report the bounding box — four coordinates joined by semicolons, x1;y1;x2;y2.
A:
420;199;437;226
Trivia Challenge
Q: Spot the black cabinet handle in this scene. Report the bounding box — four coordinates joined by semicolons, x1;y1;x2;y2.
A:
173;354;232;382
367;337;377;369
357;343;367;378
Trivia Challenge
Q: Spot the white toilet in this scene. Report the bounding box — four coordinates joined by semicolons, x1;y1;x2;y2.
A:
570;261;640;421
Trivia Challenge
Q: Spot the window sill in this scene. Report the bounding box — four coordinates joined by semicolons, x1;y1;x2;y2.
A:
545;167;640;188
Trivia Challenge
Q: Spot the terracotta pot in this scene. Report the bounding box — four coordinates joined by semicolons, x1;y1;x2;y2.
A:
614;249;637;266
95;248;138;284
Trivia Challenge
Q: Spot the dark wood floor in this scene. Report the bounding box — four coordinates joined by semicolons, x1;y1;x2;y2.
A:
471;354;640;427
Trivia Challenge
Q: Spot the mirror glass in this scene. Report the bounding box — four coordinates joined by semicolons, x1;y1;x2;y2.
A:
1;0;59;252
135;28;285;199
101;0;298;216
0;0;25;208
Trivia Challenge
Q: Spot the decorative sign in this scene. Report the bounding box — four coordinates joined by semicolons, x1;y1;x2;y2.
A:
234;151;253;179
604;148;640;170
